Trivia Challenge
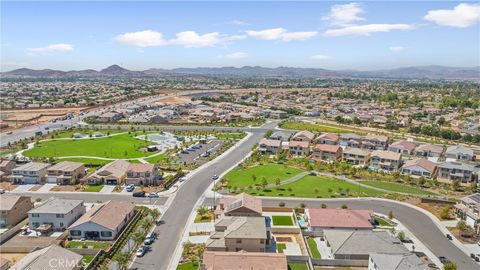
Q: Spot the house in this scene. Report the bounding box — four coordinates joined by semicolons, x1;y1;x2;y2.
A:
305;208;374;231
206;216;268;252
340;133;362;148
97;111;122;122
125;163;160;186
85;160;129;185
445;145;475;161
370;151;402;171
324;230;408;260
0;195;33;228
313;144;342;162
8;162;50;184
401;158;437;178
45;161;85;185
368;253;429;270
68;200;136;240
202;251;288;270
291;130;315;142
315;133;339;145
258;138;282;154
415;144;443;158
388;140;416;155
269;131;290;141
342;147;371;165
0;159;16;181
362;135;389;150
288;141;310;157
215;193;262;219
437;161;479;182
10;244;82;270
28;198;85;231
455;193;480;234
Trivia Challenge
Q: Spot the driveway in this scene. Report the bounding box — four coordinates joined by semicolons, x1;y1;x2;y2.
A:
99;185;116;193
11;184;35;193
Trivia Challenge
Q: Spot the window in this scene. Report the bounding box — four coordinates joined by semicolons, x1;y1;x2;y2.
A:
70;230;81;236
31;213;40;218
56;214;64;218
260;239;264;244
59;222;64;227
32;222;40;228
101;231;112;237
236;239;242;244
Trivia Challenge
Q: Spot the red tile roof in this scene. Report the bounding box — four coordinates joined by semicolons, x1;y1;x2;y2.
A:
307;208;374;229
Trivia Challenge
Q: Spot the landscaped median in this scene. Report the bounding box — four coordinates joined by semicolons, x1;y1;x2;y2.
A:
359;180;436;196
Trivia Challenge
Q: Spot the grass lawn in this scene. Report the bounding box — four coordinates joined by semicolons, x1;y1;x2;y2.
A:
53;129;123;139
360;180;436;195
66;241;111;250
24;133;154;159
288;262;308;270
375;216;394;227
144;153;165;164
82;255;94;266
83;185;104;192
307;238;321;259
280;121;366;135
177;261;199;270
215;132;246;140
194;211;213;223
277;243;286;253
58;157;110;166
224;163;305;187
272;215;294;226
246;175;384;198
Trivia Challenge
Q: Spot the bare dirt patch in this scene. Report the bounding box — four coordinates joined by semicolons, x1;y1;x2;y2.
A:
50;185;82;192
0;182;17;191
29;185;42;191
447;227;480;244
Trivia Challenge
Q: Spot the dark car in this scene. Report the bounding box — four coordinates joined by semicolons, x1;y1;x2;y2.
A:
439;256;450;264
446;233;453;240
471;253;476;259
133;191;145;197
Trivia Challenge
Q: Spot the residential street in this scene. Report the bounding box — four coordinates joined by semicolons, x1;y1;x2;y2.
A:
12;192;168;205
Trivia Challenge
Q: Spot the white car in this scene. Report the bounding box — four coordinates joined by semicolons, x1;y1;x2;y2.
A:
212;175;219;180
0;189;5;194
148;192;159;198
136;246;146;257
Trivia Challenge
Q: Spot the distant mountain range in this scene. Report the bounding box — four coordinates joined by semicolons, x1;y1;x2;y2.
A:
2;64;479;80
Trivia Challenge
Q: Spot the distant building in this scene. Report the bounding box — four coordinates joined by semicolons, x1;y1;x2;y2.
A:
28;198;85;231
258;138;282;154
125;163;160;186
85;160;129;185
9;162;50;184
0;195;33;228
415;144;443;158
362;134;389;150
370;151;402;171
313;144;342;162
342;147;371;165
291;130;315;142
315;133;339;145
0;159;16;181
340;133;362;148
455;193;480;234
268;131;290;141
445;145;475;161
401;158;437;178
437;161;479;182
288;141;310;156
388;140;416;155
45;161;85;185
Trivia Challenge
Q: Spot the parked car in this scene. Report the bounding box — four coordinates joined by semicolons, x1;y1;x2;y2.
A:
146;232;156;240
6;131;13;135
136;246;147;257
471;253;476;259
446;233;453;240
126;185;135;192
212;175;219;180
200;152;210;158
143;238;153;245
133;191;145;197
148;192;159;198
179;177;187;182
0;189;5;194
438;256;450;264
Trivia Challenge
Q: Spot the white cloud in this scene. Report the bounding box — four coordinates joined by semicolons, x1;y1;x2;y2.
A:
116;30;245;48
27;43;74;53
311;54;332;60
322;2;365;26
246;28;317;41
231;20;250;26
389;46;406;52
424;3;480;28
223;52;249;59
323;24;415;37
115;30;166;47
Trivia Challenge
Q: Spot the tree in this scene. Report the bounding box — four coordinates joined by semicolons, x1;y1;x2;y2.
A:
321;203;327;209
114;252;130;270
251;174;257;182
149;208;161;221
275;177;281;187
278;202;285;207
299;203;306;208
452;180;460;191
132;231;146;245
261;178;268;189
388;210;394;220
397;231;405;242
341;204;348;209
443;262;457;270
440;205;452;220
456;220;467;231
417;177;426;187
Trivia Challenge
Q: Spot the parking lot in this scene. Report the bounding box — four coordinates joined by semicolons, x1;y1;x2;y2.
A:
177;140;225;165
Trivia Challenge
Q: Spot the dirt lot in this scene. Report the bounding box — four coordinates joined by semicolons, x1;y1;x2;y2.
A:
0;253;27;264
50;185;83;192
151;96;191;106
28;185;42;192
0;182;17;191
447;227;480;244
405;197;455;220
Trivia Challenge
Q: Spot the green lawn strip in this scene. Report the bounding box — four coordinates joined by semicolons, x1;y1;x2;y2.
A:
53;129;123;139
177;261;199;270
215;132;246;140
288;262;309;270
307;238;321;259
144;154;165;164
83;185;104;192
272;215;294;226
224;163;305;187
375;216;394;227
359;180;435;195
277;243;286;253
24;133;154;159
246;175;384;198
82;255;94;266
280;121;366;135
66;241;111;250
57;157;110;166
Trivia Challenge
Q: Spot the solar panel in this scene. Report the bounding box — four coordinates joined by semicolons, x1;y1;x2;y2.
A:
470;193;480;203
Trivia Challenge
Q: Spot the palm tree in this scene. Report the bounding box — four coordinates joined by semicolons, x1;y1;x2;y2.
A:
149;208;161;221
132;231;146;245
113;252;130;270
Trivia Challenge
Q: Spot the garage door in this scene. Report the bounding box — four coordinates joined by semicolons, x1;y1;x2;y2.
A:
46;177;57;184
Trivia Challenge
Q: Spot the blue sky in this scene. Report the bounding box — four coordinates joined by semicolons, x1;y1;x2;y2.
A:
1;1;479;71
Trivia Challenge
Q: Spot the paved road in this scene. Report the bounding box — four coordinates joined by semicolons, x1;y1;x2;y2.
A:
130;121;278;270
260;197;479;270
8;192;168;205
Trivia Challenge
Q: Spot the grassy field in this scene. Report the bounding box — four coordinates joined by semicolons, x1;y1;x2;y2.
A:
277;243;286;253
280;121;366;135
177;262;198;270
215;132;246;140
272;215;294;226
24;133;154;159
360;180;436;195
53;129;123;139
144;154;165;164
246;175;384;198
307;238;321;259
82;255;94;266
224;163;305;187
288;262;308;270
83;185;104;192
66;241;111;250
57;157;110;166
